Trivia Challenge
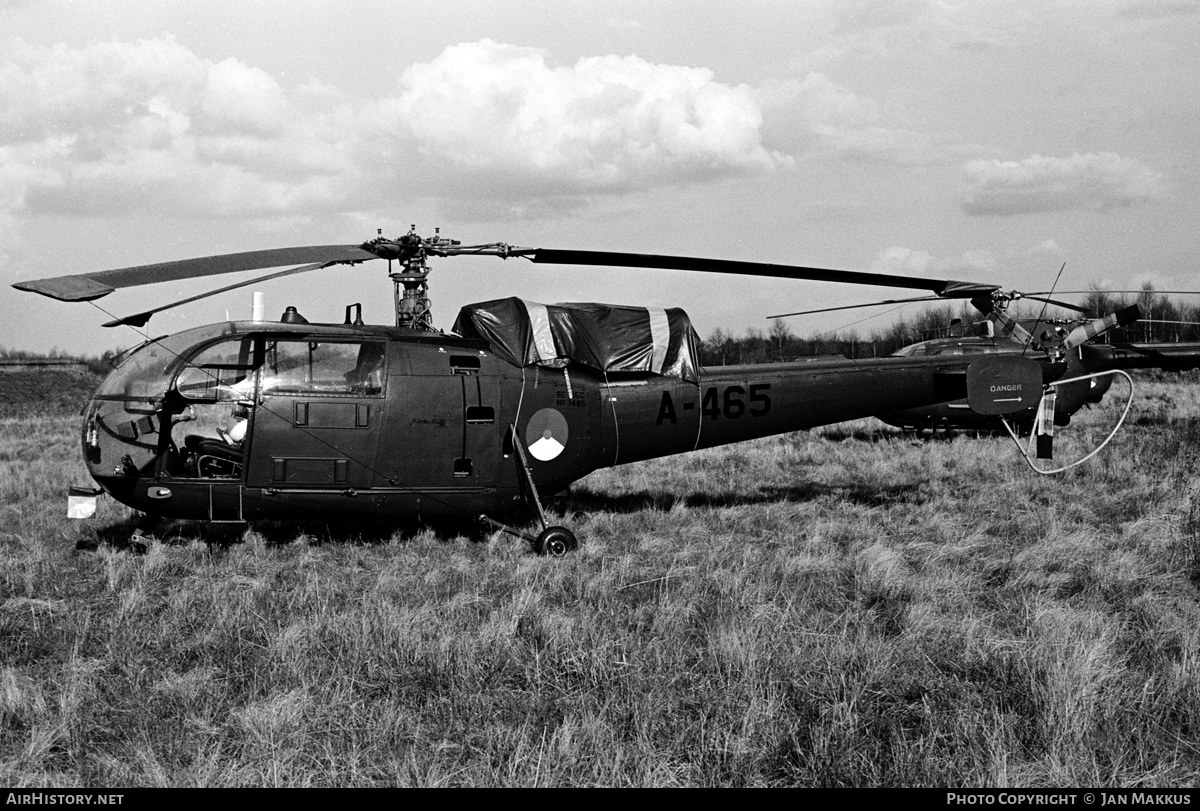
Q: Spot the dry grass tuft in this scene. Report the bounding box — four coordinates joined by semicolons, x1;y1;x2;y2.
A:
3;375;1200;785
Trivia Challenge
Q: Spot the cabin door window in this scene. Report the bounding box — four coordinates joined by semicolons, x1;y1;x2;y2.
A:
169;336;264;480
245;340;387;488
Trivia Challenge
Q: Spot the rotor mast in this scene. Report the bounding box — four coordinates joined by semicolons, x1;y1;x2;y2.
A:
392;246;432;331
359;228;534;331
361;226;459;331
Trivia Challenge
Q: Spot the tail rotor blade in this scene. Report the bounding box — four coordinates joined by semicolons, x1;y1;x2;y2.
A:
974;294;1038;347
1061;305;1142;350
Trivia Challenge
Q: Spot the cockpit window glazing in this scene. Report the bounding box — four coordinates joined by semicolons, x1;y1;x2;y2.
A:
95;326;235;401
261;340;385;396
175;337;263;403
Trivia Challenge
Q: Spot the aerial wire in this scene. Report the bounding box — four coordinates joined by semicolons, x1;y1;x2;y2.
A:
1023;262;1066;356
811;301;922;342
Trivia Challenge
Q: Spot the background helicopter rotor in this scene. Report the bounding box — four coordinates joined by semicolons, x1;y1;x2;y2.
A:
1001;293;1088;313
763;262;1090;323
766;292;1088;321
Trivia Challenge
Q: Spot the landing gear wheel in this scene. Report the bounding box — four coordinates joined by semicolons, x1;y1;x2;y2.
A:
130;513;161;554
933;417;955;440
534;526;578;557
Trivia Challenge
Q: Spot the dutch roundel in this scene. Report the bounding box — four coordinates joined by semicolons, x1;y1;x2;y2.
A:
526;408;569;461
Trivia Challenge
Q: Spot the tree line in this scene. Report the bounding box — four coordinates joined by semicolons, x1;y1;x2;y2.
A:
698;287;1200;366
0;345;121;376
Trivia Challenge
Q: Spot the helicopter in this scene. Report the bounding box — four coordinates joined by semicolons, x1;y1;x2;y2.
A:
14;227;1073;554
875;306;1200;435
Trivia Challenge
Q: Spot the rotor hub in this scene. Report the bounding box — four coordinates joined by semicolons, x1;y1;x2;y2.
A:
363;226;462;332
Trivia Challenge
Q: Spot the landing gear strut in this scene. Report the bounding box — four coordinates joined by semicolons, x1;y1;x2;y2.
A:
478;424;580;556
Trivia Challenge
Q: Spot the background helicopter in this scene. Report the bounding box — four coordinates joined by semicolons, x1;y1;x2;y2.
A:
766;280;1200;451
15;227;1071;554
873;305;1200;435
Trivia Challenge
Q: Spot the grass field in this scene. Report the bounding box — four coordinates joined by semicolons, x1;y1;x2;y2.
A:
3;370;1200;786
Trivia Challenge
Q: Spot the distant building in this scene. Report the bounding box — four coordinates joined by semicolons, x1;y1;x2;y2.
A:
0;357;90;375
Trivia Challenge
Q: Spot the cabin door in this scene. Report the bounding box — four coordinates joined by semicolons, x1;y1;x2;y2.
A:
375;352;500;499
244;339;387;492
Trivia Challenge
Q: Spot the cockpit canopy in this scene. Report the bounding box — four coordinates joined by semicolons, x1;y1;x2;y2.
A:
892;339;1000;358
95;322;390;403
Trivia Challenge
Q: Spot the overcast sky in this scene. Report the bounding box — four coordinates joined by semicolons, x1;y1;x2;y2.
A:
2;0;1198;355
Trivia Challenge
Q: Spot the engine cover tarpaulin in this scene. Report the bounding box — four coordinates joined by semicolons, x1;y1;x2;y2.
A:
453;297;700;383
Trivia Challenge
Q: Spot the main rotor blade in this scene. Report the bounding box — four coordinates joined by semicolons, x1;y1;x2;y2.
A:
523;249;1000;298
1028;290;1200;296
101;262;333;328
13;245;378;302
1022;295;1088;314
767;296;943;319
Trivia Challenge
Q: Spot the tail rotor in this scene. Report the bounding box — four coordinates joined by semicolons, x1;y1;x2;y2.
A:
976;297;1142;468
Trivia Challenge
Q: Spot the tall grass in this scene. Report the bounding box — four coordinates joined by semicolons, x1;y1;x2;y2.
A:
3;374;1200;786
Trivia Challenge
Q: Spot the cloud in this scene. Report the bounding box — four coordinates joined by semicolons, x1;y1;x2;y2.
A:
605;17;645;32
0;38;289;144
869;245;935;275
0;36;790;227
808;0;997;62
833;0;942;36
754;72;927;159
378;40;790;196
1116;0;1200;20
961;152;1168;216
0;37;359;223
869;245;998;279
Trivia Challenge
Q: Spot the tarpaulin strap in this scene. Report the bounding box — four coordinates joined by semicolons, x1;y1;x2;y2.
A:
648;307;670;374
521;299;558;364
